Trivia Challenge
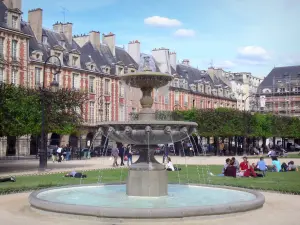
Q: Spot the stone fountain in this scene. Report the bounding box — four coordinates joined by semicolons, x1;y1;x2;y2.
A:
98;66;197;197
28;66;265;219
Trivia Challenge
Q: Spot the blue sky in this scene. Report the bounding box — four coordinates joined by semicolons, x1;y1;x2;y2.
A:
22;0;300;77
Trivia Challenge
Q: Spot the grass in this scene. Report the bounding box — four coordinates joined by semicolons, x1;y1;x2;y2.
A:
248;154;300;159
1;165;300;195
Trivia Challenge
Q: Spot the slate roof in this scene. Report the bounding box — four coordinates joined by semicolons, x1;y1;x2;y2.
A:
176;64;213;85
258;65;300;91
21;21;138;74
0;1;7;28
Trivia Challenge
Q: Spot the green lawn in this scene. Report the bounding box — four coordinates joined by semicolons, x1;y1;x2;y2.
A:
1;165;300;195
248;154;300;159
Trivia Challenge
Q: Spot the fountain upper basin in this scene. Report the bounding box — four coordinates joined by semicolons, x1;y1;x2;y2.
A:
98;120;197;145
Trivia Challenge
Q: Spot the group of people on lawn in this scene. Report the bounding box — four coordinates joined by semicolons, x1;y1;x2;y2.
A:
215;156;298;178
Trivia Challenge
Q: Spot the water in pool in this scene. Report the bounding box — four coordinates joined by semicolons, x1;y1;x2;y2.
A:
37;184;256;208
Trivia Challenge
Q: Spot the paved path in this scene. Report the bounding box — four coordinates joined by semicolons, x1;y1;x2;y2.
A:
0;191;299;225
1;156;300;176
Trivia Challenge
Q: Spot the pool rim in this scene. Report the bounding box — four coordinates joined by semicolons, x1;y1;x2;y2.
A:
28;183;265;218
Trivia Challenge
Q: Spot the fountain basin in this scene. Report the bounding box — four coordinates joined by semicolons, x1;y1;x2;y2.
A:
98;121;197;145
29;184;265;218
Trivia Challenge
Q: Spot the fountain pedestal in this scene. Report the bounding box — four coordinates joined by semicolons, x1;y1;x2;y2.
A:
126;145;168;197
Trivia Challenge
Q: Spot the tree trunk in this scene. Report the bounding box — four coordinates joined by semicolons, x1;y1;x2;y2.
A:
235;136;238;155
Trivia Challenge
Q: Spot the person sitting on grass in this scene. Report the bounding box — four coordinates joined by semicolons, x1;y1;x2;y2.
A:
209;158;230;176
281;161;298;172
166;157;181;171
231;157;239;170
65;171;87;178
239;157;257;177
271;156;281;172
0;176;16;183
255;157;267;176
224;160;236;178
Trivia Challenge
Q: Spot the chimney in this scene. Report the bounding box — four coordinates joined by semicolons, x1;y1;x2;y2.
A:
28;8;43;43
169;52;177;69
53;22;73;44
53;22;63;33
63;23;73;44
3;0;22;10
128;40;140;64
89;31;100;51
103;32;116;57
182;59;190;66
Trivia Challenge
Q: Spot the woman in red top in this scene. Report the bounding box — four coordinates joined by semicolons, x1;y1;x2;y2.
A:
240;157;257;177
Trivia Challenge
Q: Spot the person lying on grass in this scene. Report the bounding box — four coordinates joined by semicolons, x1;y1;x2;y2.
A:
0;176;16;183
64;171;87;178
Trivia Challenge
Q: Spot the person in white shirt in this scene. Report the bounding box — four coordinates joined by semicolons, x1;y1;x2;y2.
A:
56;146;62;162
166;157;181;171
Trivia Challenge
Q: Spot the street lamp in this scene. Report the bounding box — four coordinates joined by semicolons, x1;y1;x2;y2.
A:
98;94;104;122
39;55;61;171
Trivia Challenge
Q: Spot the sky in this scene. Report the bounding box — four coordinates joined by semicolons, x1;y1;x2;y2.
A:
21;0;300;77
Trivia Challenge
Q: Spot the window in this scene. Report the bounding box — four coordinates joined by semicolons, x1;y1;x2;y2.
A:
174;79;179;87
119;105;125;121
0;68;3;83
154;88;158;102
72;56;78;67
119;81;124;97
11;69;17;84
118;67;124;75
200;100;204;108
132;107;137;113
165;94;169;104
184;94;188;106
89;77;95;93
12;16;18;29
105;103;110;121
0;38;3;57
174;91;179;105
104;79;110;95
42;36;48;44
12;40;17;60
89;102;95;124
72;73;80;89
54;52;61;65
35;67;42;86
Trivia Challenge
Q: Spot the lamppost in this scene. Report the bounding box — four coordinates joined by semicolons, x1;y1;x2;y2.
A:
242;94;258;155
98;94;104;122
39;55;61;171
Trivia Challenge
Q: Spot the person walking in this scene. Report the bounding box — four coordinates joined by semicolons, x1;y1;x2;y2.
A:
52;145;58;162
125;145;133;166
119;144;125;166
111;147;119;167
56;146;62;162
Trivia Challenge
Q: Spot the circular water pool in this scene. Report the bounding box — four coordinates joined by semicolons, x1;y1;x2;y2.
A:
29;184;265;218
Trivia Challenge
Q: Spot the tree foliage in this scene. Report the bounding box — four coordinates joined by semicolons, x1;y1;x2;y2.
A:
0;83;88;137
174;108;300;138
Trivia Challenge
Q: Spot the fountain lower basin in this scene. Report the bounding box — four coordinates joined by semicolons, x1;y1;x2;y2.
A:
29;184;265;218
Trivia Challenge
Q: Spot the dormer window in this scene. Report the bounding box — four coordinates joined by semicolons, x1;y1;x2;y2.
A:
42;36;48;45
59;40;65;48
118;66;124;75
106;68;109;74
72;56;78;67
12;16;18;29
91;65;94;71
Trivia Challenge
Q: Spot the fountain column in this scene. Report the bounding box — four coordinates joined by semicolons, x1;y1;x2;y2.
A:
126;84;168;197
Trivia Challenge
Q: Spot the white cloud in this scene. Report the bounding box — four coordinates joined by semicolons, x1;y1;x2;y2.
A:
144;16;182;27
236;46;270;65
174;29;196;37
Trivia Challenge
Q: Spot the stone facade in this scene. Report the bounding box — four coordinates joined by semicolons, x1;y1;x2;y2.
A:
0;0;237;157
